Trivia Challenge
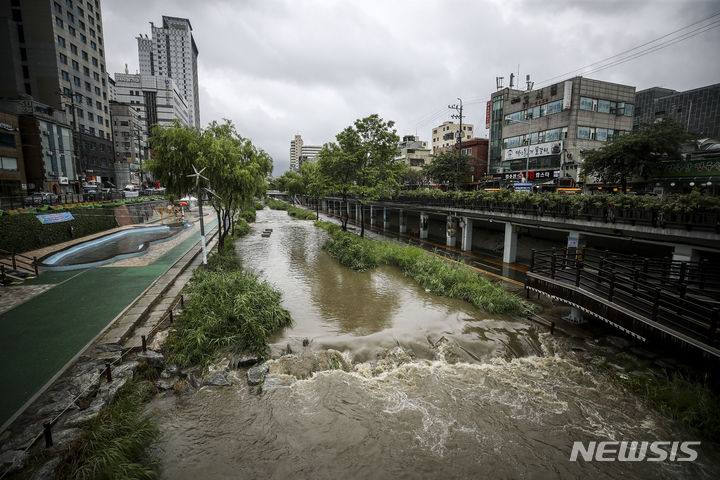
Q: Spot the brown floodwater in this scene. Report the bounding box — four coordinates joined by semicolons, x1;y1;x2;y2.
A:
148;208;718;479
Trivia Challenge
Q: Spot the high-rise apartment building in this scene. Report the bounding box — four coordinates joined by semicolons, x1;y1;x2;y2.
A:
289;135;323;171
0;0;114;189
137;16;200;128
431;121;474;152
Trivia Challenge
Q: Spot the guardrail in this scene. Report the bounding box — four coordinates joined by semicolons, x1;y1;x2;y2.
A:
387;195;720;232
0;249;38;285
529;248;720;350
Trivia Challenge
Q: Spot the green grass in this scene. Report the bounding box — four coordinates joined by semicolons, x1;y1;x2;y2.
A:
266;198;316;220
607;368;720;442
55;377;160;480
165;240;293;367
314;220;524;315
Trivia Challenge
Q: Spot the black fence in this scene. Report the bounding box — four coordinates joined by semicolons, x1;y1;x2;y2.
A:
0;192;125;210
530;248;719;348
388;195;720;232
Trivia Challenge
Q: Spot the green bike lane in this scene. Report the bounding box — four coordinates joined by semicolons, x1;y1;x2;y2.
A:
0;221;215;428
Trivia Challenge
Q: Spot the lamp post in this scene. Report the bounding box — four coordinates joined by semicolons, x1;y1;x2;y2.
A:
508;117;532;182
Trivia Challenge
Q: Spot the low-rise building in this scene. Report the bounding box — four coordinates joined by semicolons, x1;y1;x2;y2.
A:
0;112;27;200
110;101;145;186
489;76;636;185
431;121;474;152
396;135;432;169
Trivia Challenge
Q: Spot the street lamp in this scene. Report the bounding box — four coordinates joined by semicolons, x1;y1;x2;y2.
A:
508;116;532;183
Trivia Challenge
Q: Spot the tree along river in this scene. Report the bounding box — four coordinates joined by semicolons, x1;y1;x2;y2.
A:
148;208;719;479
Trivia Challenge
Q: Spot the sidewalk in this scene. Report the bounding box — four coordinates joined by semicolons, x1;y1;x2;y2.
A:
0;212;217;428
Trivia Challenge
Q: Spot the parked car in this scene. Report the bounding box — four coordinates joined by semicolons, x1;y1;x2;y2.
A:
24;192;59;206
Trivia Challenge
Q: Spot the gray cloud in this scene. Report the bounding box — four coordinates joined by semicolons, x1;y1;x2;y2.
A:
102;0;720;174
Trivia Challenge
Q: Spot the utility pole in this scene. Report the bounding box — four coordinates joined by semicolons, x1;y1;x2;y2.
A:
449;98;464;189
188;165;208;267
58;90;82;193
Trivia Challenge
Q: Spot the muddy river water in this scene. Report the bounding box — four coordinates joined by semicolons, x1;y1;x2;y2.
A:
149;209;718;479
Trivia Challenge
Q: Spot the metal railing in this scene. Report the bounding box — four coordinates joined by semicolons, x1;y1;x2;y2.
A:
0;249;38;285
530;248;719;347
0;192;125;210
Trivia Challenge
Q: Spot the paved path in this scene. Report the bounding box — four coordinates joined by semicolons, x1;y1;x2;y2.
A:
0;216;217;428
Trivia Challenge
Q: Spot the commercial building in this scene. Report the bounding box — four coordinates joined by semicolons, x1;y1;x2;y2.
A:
459;138;489;183
634;83;720;140
0;112;26;199
396;135;432;169
0;98;79;195
0;0;112;190
431;121;474;152
112;73;190;135
289;134;322;171
489;76;635;185
110;101;145;186
137;16;200;128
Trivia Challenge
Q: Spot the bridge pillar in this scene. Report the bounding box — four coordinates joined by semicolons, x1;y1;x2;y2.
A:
460;217;473;251
369;206;375;226
356;203;361;222
567;231;586;258
503;222;518;263
672;245;700;263
566;306;587;324
419;213;429;239
383;209;390;230
346;201;351;220
399;210;407;233
446;215;457;248
322;199;327;212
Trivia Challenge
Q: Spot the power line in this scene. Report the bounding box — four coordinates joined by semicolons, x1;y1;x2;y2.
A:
408;10;720;129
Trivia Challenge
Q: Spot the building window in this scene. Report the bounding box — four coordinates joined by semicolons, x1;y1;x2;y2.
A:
83;66;90;76
77;108;84;118
73;76;81;87
82;50;88;60
92;57;98;66
577;126;592;139
61;70;69;81
80;33;87;43
0;157;19;171
56;16;64;27
0;134;17;148
54;2;62;13
78;20;85;30
59;53;68;64
68;25;75;36
90;40;96;50
579;97;594;111
85;81;91;91
72;59;79;70
87;112;94;121
57;35;66;47
67;12;74;22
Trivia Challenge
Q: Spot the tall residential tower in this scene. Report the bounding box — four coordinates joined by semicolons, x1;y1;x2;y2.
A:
137;16;200;128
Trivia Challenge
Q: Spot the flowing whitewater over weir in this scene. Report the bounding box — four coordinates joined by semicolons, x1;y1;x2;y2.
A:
149;209;718;479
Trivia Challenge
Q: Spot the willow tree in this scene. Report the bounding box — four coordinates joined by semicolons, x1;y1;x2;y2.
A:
147;120;272;250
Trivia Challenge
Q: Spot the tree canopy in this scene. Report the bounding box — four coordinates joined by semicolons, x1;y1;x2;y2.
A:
317;114;405;236
581;119;692;191
422;151;470;189
275;170;305;202
146;120;272;250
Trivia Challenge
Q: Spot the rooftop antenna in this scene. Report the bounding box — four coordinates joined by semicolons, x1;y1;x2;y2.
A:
496;76;504;90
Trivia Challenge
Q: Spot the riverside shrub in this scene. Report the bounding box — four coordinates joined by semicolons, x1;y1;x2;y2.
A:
166;240;292;367
315;220;524;315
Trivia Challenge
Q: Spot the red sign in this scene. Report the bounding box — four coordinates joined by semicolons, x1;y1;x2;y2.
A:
485;101;491;129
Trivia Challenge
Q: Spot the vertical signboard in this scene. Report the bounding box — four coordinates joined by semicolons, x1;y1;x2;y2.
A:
563;80;573;110
485;101;491;129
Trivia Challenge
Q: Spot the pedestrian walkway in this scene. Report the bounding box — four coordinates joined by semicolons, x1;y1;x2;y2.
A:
0;215;217;429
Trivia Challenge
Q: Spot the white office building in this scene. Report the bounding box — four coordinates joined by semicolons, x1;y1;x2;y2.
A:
112;73;190;136
137;16;200;128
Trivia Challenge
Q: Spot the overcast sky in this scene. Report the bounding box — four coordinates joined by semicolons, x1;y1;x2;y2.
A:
102;0;720;174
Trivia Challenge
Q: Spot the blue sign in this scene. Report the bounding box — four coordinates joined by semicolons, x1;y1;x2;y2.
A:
513;182;532;192
36;212;75;224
